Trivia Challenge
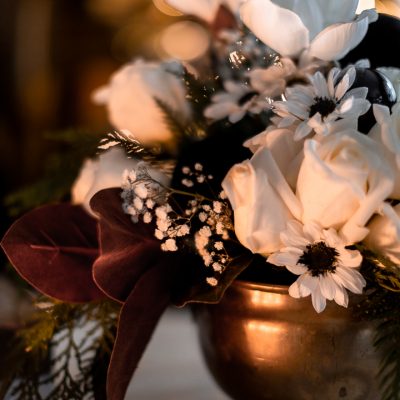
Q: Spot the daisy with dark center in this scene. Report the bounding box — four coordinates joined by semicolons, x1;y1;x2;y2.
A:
268;220;365;313
204;80;272;123
272;67;371;140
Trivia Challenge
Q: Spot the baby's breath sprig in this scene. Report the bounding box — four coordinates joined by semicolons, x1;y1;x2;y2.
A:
121;163;235;287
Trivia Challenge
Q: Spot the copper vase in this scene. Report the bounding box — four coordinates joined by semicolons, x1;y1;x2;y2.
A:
193;280;382;400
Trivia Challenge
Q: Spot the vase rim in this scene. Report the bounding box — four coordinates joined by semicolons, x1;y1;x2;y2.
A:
235;279;290;294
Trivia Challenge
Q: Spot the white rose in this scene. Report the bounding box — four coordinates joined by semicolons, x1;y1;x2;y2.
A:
364;203;400;265
93;60;191;149
240;0;377;61
222;146;302;255
222;129;394;256
166;0;242;22
244;127;304;189
72;147;169;215
297;131;394;243
370;103;400;198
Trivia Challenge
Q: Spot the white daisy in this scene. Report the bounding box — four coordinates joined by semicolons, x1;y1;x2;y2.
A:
272;67;371;140
268;220;365;313
204;80;271;123
248;57;327;100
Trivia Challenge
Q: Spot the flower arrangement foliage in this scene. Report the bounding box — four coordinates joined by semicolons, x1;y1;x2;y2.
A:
2;1;400;399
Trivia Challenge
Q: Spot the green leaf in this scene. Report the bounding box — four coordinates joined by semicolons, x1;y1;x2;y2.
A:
0;298;119;400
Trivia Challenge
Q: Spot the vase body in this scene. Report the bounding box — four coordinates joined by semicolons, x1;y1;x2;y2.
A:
193;281;381;400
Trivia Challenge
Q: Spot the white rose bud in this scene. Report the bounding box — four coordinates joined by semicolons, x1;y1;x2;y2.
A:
364;204;400;265
93;59;191;149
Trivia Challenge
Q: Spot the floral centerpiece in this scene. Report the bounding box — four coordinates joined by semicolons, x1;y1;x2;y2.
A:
2;1;400;399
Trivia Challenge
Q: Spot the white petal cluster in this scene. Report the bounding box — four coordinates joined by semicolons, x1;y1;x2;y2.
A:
240;0;377;61
272;67;371;140
223;116;396;311
204;80;273;124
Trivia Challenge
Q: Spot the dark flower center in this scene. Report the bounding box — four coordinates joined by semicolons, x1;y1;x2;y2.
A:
298;241;339;277
309;97;337;119
238;91;258;106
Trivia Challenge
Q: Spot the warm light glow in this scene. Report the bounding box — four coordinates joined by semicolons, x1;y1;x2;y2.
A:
160;21;210;61
87;0;138;19
245;320;285;359
356;0;375;13
250;290;285;307
152;0;182;16
376;0;400;16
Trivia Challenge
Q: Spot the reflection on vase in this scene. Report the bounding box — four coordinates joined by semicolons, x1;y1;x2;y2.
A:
193;281;382;400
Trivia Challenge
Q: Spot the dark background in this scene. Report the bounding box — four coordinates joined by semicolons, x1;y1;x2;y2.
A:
0;0;179;269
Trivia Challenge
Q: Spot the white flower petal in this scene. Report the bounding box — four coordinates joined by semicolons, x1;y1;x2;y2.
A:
307;10;378;61
289;0;324;40
319;275;336;301
268;251;300;268
332;267;365;294
288;281;302;298
294;121;313;141
311;286;327;313
303;221;323;242
309;71;330;98
335;67;356;100
315;0;359;26
299;274;319;294
337;248;362;268
240;0;309;57
229;110;247;123
333;286;349;308
286;263;308;275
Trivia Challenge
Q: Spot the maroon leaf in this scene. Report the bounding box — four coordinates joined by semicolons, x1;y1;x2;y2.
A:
1;204;104;302
90;188;170;303
106;261;172;400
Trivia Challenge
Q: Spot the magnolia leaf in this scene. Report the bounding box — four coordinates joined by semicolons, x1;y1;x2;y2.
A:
173;253;254;307
90;188;177;303
1;204;104;302
106;262;171;400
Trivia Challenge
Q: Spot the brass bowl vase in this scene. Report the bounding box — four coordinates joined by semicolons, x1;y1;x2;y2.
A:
193;280;382;400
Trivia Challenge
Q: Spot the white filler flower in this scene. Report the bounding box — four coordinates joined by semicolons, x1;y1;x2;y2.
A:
204;81;270;123
273;67;370;140
268;220;365;313
240;0;377;61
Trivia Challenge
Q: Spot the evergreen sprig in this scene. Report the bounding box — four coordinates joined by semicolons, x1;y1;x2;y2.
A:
155;98;206;144
181;67;217;124
98;131;157;161
0;298;119;400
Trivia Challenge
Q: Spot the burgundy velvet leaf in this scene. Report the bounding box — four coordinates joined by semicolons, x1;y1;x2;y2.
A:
90;188;170;303
1;204;104;302
106;262;172;400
